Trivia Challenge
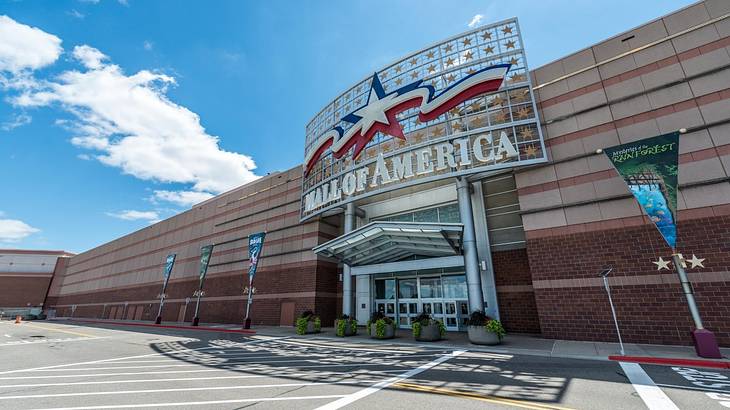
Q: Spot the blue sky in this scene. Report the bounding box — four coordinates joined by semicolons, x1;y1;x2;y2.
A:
0;0;693;253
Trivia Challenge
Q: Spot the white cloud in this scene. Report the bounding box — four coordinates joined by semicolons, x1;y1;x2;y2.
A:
143;40;153;51
151;190;214;207
4;26;258;194
0;15;63;74
78;0;101;4
468;14;484;28
0;218;40;242
67;9;85;19
72;45;107;70
1;113;31;131
118;0;129;6
106;210;159;222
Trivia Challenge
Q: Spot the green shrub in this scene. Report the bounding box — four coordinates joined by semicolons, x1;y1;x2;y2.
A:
468;311;505;340
294;311;320;335
335;314;357;337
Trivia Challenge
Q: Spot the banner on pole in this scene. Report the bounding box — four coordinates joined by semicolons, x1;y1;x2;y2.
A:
603;131;680;249
161;253;176;294
248;232;266;280
198;245;214;291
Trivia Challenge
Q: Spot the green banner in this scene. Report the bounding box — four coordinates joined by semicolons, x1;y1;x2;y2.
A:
197;245;214;291
160;253;176;294
248;232;266;281
603;131;679;249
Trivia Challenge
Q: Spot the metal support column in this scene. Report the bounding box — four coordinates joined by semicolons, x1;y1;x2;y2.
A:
672;254;704;330
342;202;356;317
457;177;486;314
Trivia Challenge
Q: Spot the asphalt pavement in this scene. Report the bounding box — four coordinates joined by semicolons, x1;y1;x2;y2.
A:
0;320;728;409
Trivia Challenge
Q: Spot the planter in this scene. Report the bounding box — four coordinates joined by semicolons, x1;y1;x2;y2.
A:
467;325;501;345
305;321;319;334
370;321;395;339
415;323;442;342
336;319;357;337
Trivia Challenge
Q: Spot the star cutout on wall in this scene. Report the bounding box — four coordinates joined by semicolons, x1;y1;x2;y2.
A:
653;257;671;270
446;74;456;83
493;110;508;122
432;126;444;137
394;65;402;73
470;116;485;128
445;57;455;67
510;73;525;82
516;106;531;119
462;38;472;46
381;71;389;79
426;50;435;59
409;58;418;66
481;31;492;40
427;64;437;73
412;132;424;141
504;40;516;49
524;145;537;157
444;44;453;53
410;71;419;80
502;25;513;34
466;68;476;75
395;78;403;86
449;107;461;116
464;50;473;61
687;254;705;268
510;57;519;66
452;122;463;131
483;45;494;54
430;80;438;88
490;95;504;106
520;127;535;139
470;101;482;112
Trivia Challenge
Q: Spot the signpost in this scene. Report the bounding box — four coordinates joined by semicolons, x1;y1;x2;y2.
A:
155;254;176;324
604;130;721;358
191;245;214;327
243;232;266;329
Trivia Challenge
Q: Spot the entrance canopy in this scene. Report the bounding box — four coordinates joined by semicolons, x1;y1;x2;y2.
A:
313;221;463;266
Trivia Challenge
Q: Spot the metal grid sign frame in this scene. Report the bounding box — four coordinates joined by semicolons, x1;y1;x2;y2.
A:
301;17;546;220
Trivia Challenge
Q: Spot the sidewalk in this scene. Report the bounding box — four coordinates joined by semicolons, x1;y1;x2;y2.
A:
251;325;730;368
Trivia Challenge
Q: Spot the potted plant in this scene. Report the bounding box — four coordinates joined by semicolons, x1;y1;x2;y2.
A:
411;312;446;342
335;314;358;337
467;311;505;345
295;310;321;335
366;312;395;339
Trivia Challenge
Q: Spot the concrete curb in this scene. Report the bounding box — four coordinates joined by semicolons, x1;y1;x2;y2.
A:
609;355;730;369
57;318;257;335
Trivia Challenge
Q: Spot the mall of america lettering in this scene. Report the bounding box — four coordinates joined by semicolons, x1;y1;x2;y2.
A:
304;131;517;213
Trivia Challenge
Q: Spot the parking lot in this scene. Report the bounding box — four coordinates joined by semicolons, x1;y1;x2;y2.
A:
0;320;728;409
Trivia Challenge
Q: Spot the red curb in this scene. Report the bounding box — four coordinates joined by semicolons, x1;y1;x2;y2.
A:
69;319;257;335
609;355;730;369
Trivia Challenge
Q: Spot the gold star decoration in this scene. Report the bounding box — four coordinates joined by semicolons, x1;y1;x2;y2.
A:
381;71;389;79
432;126;444;137
481;31;492;41
452;122;463;131
520;127;535;139
446;73;456;83
395;78;403;86
356;85;362;93
462;37;472;46
504;40;516;49
344;105;350;112
449;107;461;117
502;25;513;34
470;116;485;128
510;57;519;66
427;64;437;73
490;95;504;106
510;73;526;82
464;50;473;61
426;50;435;59
395;65;402;73
483;45;494;54
355;98;362;105
414;117;421;125
410;71;419;80
524;145;537;157
466;68;476;75
511;89;529;102
516;106;531;119
493;110;508;122
430;80;439;88
445;57;455;67
412;132;424;142
469;101;482;112
653;257;671;270
409;57;418;66
444;44;453;53
687;254;705;268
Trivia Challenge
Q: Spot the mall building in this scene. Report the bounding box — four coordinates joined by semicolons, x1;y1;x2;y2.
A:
41;0;730;347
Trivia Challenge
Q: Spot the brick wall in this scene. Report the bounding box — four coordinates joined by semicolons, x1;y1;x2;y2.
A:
492;248;541;334
0;276;52;307
527;214;730;346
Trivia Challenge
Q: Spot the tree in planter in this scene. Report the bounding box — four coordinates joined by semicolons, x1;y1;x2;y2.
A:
295;310;321;335
335;314;358;337
411;312;446;341
366;311;395;339
467;311;505;345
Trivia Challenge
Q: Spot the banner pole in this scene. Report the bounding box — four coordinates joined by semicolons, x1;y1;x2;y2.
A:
244;276;253;329
671;254;703;329
192;291;202;326
191;245;214;327
155;254;176;325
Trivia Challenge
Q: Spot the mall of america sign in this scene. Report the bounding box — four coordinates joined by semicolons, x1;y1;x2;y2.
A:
301;18;546;220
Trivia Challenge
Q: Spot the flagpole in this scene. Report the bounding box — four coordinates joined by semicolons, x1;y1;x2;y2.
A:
244;276;253;329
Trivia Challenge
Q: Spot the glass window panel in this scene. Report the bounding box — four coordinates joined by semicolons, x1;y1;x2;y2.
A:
443;275;468;299
447;318;457;326
389;213;414;222
413;207;438;222
423;303;432;314
434;303;443;314
438;203;461;223
419;277;442;298
400;317;409;325
460;302;469;315
386;303;395;314
409;303;418;314
398;279;418;298
445;302;456;314
399;303;408;314
377;303;385;314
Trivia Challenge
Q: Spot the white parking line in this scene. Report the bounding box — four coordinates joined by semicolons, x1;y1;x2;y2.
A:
0;336;107;347
0;379;382;400
620;362;680;410
315;349;466;410
30;394;347;410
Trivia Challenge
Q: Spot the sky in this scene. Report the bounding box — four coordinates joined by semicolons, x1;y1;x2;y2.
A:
0;0;694;253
